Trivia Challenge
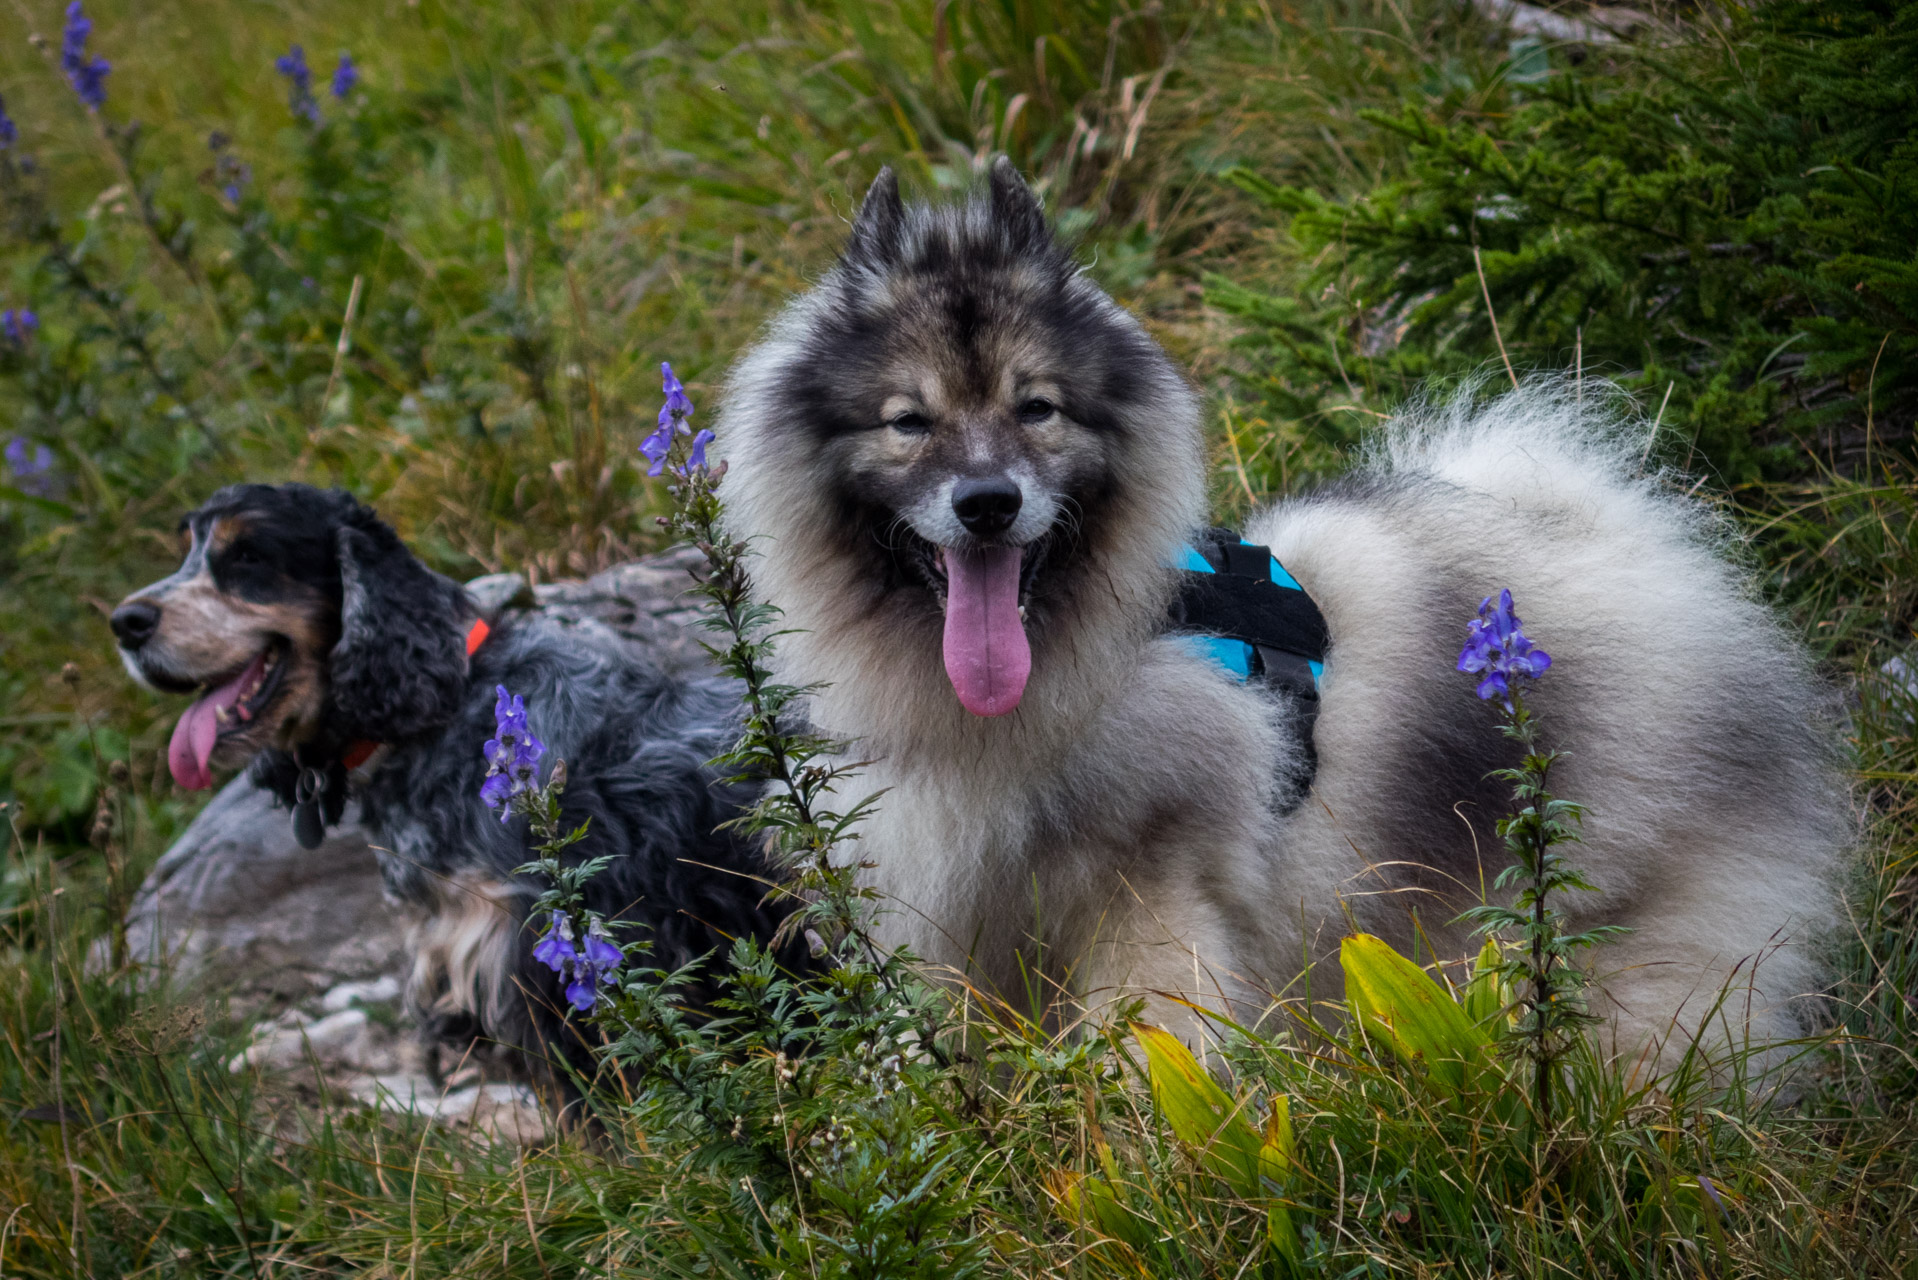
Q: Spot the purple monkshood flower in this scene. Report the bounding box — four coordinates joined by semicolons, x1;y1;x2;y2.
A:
1458;588;1551;707
638;428;671;476
532;911;622;1011
564;968;605;1012
275;44;322;125
62;3;111;111
479;684;545;819
531;911;579;974
565;919;624;1010
209;135;250;203
5;437;60;497
478;770;514;810
675;428;715;477
660;362;694;429
0;94;17;148
2;309;36;345
640;361;696;477
331;53;358;100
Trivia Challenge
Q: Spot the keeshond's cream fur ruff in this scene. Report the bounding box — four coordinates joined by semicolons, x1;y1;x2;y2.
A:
716;160;1850;1072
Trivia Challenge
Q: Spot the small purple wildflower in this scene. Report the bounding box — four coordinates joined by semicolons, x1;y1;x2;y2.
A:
660;362;695;428
531;911;622;1011
61;3;111;111
275;44;322;125
0;94;17;148
330;53;358;100
580;919;622;971
2;309;36;346
676;427;715;476
565;919;624;1010
1458;588;1551;707
638;428;671;477
479;684;545;820
640;361;695;477
564;968;603;1012
531;911;579;974
5;438;59;498
209;133;249;203
478;770;514;810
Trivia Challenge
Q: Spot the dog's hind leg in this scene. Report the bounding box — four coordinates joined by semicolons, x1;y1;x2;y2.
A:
1581;866;1835;1093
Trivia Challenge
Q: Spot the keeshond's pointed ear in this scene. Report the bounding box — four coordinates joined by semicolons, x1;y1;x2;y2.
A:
988;156;1047;250
848;166;904;266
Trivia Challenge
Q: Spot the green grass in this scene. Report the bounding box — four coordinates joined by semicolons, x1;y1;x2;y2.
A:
2;0;1915;1275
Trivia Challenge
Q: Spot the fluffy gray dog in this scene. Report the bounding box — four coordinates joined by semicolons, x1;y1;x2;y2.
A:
716;158;1849;1073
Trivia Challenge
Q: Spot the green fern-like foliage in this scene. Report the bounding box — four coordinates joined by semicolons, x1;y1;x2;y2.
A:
1212;0;1918;485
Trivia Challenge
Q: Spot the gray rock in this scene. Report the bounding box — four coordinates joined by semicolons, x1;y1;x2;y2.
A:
524;546;713;676
123;547;715;1001
228;1007;377;1074
122;781;405;1000
346;1076;550;1144
463;571;536;619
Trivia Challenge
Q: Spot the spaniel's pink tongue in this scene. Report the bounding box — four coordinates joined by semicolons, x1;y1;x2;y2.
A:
941;545;1030;717
166;652;264;791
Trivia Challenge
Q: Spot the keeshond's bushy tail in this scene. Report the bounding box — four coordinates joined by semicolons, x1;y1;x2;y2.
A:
1246;378;1849;1073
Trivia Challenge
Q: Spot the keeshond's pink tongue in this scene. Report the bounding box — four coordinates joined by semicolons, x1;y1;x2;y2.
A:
166;653;263;791
942;545;1030;717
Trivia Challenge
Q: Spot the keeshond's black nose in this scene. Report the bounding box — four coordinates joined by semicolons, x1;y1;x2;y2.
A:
952;475;1022;536
111;600;160;649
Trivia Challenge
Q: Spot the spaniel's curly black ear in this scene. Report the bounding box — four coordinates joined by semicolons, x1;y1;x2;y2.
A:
329;515;472;744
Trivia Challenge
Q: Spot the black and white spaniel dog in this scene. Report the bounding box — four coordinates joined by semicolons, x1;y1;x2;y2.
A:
110;483;793;1092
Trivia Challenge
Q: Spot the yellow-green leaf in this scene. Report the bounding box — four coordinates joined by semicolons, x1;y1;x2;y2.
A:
1267;1199;1303;1265
1341;933;1490;1093
1048;1167;1154;1255
1461;935;1509;1029
1257;1093;1294;1186
1132;1022;1264;1196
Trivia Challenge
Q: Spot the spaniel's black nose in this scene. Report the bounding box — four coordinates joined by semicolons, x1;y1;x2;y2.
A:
951;475;1022;536
110;600;161;649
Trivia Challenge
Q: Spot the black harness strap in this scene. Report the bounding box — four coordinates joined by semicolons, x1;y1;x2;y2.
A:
1169;527;1328;809
1172;552;1328;658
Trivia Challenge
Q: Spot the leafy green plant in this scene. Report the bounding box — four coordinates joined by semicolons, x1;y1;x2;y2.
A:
1210;0;1918;487
1452;589;1628;1125
507;372;997;1278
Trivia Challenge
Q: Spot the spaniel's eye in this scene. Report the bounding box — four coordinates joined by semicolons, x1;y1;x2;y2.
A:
1017;397;1055;424
228;545;261;567
888;412;931;435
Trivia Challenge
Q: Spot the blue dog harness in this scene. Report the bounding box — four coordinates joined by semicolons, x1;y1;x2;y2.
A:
1169;528;1327;807
1171;528;1326;698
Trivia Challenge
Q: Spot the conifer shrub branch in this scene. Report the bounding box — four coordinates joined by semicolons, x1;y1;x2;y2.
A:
1211;0;1918;487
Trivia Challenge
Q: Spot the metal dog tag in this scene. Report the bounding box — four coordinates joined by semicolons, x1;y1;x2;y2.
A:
292;768;328;850
292;799;325;849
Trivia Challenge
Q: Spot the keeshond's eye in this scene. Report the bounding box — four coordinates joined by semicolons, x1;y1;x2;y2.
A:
888;412;931;435
1017;397;1055;423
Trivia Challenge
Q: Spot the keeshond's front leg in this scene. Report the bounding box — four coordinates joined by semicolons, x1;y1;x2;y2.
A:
1071;879;1258;1054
